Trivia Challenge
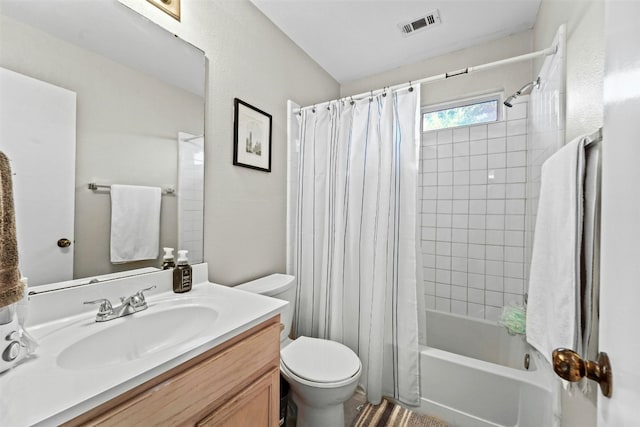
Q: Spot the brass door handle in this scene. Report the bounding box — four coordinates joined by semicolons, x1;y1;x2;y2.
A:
57;238;72;248
552;348;612;397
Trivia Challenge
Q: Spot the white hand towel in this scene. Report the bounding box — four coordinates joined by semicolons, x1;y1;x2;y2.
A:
526;137;585;365
110;184;161;264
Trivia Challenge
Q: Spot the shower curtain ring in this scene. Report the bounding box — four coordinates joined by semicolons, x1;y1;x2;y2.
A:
369;90;373;102
408;81;414;92
382;87;387;97
312;105;316;113
350;97;355;106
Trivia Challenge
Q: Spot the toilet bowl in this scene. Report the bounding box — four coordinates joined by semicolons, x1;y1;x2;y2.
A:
235;274;362;427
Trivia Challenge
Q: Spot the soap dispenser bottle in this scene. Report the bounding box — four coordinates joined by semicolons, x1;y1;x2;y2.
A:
162;247;175;270
173;250;192;293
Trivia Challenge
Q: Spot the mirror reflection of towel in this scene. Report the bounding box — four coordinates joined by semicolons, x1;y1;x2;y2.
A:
0;151;22;309
110;184;161;264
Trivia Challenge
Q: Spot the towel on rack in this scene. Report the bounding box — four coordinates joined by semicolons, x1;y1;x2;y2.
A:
526;136;586;365
0;151;22;309
110;184;161;264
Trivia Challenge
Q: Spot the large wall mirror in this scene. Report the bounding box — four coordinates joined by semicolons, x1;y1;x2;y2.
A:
0;0;205;286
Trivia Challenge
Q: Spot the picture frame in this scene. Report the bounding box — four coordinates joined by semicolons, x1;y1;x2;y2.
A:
233;98;272;172
146;0;181;21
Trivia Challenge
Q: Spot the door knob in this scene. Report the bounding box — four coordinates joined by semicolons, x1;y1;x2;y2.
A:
57;238;72;248
552;348;612;397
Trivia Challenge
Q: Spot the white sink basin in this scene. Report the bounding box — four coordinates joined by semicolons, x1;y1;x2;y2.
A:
57;303;218;370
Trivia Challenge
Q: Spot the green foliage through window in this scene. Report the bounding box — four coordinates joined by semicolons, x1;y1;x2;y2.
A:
422;100;498;132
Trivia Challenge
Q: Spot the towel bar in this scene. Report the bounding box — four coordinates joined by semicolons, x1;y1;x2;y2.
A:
88;183;175;195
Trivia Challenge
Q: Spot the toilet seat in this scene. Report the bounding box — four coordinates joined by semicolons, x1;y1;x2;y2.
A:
280;336;360;384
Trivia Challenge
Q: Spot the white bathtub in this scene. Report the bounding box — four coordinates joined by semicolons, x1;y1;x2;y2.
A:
419;310;554;427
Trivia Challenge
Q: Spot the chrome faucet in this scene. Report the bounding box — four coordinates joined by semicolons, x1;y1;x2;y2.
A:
84;285;156;322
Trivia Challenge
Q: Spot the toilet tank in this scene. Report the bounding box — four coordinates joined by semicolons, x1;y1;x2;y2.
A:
235;274;295;343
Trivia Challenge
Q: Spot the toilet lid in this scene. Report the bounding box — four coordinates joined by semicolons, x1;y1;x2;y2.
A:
280;336;360;383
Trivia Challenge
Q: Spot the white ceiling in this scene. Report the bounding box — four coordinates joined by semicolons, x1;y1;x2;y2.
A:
250;0;542;83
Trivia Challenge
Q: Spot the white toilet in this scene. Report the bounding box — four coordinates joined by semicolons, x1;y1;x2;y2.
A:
236;274;362;427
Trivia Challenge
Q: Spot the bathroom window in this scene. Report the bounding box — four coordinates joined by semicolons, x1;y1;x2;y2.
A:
422;94;500;132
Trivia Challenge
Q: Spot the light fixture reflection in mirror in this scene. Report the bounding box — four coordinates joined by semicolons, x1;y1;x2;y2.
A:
0;0;205;286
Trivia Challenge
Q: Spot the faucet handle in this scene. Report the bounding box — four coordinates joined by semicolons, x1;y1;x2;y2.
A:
84;298;113;315
131;285;156;308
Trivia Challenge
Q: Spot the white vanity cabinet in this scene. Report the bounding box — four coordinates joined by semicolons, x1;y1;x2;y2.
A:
64;316;281;427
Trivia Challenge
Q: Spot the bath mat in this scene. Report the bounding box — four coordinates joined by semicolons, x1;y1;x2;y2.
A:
351;398;448;427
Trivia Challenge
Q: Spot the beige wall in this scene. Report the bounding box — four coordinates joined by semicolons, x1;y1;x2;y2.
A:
0;14;204;279
533;1;604;426
340;30;534;108
118;0;340;285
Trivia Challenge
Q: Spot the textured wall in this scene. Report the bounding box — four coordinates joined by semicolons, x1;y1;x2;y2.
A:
340;30;534;108
118;0;340;285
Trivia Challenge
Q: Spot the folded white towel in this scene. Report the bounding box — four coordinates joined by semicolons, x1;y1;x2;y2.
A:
110;184;161;264
526;137;585;364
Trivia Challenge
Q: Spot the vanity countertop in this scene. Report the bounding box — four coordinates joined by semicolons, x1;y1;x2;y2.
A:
0;264;287;426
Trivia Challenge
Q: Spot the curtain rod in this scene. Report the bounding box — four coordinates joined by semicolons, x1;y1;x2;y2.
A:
296;45;558;113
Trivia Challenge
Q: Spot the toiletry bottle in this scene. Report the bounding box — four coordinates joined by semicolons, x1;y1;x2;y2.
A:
173;250;192;293
162;247;175;270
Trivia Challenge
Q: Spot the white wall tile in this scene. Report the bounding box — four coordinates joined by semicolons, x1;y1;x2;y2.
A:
436;269;451;284
505;215;525;231
425;295;436;310
468;229;485;244
468;288;485;304
451;228;468;243
485;246;504;261
423;132;437;146
504;278;524;294
487;153;506;169
453;156;470;171
438;144;453;158
436;256;451;270
469;155;487;170
504;262;524;279
486;214;505;230
452;214;468;229
424;281;436;295
485;275;504;292
487;184;506;199
469;185;487;199
451;286;467;302
437;129;453;144
422;227;436;240
423;254;436;268
451;300;467;315
468;214;486;229
436;241;451;255
485;306;502;322
506;167;526;183
488;168;506;183
486;230;504;245
436;227;452;242
488;121;507;138
506;183;526;198
486;260;504;276
438;171;453;186
507;151;527;167
469;199;487;214
453;185;470;200
453;170;470;185
505;246;524;263
451;243;468;258
424;159;438;172
486;199;505;214
470;170;487;184
423;146;437;159
453;142;470;156
435;297;451;312
468;259;485;274
453;127;470;142
506;118;527;136
438;157;453;172
452;200;469;214
470;140;488;155
469;124;487;140
437;200;453;213
436;283;451;298
505;231;524;246
423;172;438;186
422;213;436;226
468;244;485;259
424;267;436;281
487;137;506;154
507;135;527;152
422;240;436;254
423;200;437;213
486;290;503;307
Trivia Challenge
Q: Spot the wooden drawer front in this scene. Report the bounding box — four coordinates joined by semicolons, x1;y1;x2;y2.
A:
197;367;280;427
89;321;280;426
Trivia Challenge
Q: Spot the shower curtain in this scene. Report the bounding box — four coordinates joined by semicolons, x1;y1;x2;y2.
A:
290;89;420;406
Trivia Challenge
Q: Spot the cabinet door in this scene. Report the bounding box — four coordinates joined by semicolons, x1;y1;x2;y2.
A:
197;367;280;427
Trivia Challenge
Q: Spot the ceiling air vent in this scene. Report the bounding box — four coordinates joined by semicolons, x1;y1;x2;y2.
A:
398;10;441;37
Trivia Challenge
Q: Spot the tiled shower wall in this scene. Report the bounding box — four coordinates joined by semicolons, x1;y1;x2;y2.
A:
420;103;528;321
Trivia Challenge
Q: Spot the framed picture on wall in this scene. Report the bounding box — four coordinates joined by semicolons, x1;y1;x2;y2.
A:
233;98;272;172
